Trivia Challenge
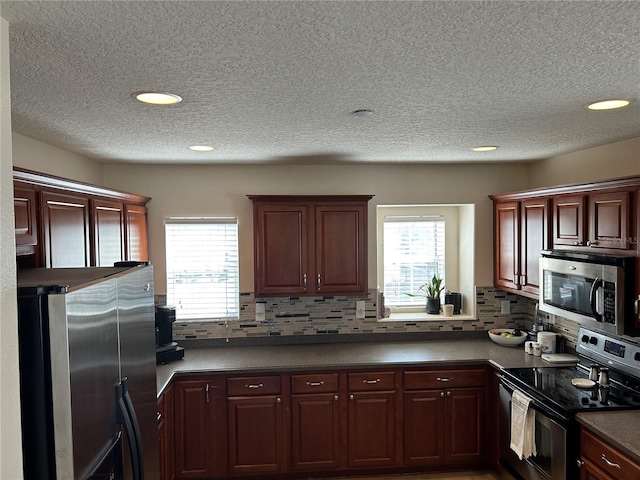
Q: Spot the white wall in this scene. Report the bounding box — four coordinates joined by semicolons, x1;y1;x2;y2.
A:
527;136;640;188
12;132;104;186
0;17;24;480
102;162;530;294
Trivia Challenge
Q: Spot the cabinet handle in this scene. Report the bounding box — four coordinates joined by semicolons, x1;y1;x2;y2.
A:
520;275;527;286
440;392;445;397
362;379;381;384
246;383;264;389
587;240;598;247
601;454;621;469
317;273;321;288
306;381;325;386
303;273;307;290
446;391;451;396
634;295;640;316
573;241;583;246
157;412;163;422
576;459;584;468
350;394;354;400
205;384;210;403
276;397;281;403
334;395;339;401
436;377;452;382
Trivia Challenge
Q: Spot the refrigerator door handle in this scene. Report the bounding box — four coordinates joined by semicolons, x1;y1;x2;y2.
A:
116;379;144;480
122;378;145;480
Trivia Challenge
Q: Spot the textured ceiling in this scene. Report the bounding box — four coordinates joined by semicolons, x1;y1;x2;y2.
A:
1;1;639;165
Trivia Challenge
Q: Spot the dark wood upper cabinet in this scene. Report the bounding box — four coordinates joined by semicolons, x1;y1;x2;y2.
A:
92;199;125;266
13;167;150;268
491;198;550;299
491;175;639;301
14;182;38;248
125;204;149;262
249;195;373;297
41;191;91;268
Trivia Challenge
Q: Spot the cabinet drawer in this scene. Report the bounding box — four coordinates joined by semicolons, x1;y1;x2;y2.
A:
291;373;339;393
404;368;485;390
348;371;395;391
227;375;281;396
581;428;640;480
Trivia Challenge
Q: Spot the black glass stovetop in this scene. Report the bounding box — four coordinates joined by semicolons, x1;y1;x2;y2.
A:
502;364;640;415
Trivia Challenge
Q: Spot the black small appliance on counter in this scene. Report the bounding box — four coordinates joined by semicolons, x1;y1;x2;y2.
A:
155;305;184;364
444;292;461;314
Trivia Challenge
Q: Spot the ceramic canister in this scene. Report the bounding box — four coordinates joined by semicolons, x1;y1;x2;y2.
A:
537;331;557;354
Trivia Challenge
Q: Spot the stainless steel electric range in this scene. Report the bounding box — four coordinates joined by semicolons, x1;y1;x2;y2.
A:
497;327;640;480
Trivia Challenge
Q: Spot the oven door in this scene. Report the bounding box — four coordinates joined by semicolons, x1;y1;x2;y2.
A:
498;375;578;480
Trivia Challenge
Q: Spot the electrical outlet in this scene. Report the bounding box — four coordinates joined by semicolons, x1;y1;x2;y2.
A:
256;302;266;322
356;300;366;319
501;300;511;314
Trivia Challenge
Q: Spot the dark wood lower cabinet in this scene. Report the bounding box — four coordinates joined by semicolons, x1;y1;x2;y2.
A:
347;390;398;468
173;378;225;479
227;395;285;475
163;367;488;479
291;392;341;471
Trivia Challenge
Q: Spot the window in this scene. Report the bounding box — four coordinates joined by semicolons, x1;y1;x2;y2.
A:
377;204;475;318
383;216;445;306
165;218;239;320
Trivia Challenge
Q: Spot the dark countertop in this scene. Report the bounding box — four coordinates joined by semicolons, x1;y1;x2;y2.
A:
156;337;557;394
576;411;640;464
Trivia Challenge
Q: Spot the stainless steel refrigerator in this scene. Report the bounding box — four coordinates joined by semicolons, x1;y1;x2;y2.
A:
17;264;159;480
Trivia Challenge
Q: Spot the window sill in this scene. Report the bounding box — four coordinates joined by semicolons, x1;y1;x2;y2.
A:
379;312;476;322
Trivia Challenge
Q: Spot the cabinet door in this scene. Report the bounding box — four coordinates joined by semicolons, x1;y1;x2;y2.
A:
125;204;149;262
347;390;397;468
403;390;445;465
41;191;91;267
494;202;519;291
315;204;368;294
445;387;484;464
553;194;586;247
14;183;38;247
174;379;220;479
589;191;631;250
254;204;309;296
291;393;341;471
227;395;285;475
520;198;550;297
92;199;125;266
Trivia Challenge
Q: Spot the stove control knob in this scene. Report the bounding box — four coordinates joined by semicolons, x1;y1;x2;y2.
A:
581;335;590;343
635;352;640;363
589;336;598;345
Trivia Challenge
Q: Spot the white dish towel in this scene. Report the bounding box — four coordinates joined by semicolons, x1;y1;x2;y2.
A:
510;389;537;460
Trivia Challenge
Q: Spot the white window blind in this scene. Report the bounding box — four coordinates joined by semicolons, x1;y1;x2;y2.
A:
383;216;445;306
165;218;239;320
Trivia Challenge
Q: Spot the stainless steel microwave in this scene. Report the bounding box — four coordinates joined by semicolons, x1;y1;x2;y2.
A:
539;250;635;336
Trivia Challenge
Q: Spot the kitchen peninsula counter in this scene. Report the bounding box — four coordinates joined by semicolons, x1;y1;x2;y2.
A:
156;337;554;394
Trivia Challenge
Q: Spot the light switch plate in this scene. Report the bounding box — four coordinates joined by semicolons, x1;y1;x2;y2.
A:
356;300;365;319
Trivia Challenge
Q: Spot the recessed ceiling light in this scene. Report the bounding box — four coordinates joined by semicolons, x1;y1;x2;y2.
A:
586;99;631;110
188;145;214;152
133;91;182;105
352;109;374;118
472;146;498;152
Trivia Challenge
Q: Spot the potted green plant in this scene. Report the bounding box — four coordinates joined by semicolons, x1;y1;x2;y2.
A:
406;275;445;314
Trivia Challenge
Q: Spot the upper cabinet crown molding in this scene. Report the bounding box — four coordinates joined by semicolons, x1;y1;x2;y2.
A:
13;166;150;205
489;174;640;202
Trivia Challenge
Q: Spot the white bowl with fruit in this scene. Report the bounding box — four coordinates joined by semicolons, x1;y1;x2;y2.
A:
488;328;528;347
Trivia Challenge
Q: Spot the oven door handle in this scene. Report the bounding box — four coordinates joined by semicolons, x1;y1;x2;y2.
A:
497;373;573;424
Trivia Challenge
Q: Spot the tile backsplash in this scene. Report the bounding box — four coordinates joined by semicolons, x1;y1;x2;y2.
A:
157;286;532;342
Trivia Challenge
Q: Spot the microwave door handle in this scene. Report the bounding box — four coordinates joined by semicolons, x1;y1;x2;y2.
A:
589;278;603;322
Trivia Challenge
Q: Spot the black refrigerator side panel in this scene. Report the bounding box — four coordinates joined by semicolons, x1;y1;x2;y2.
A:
17;292;55;480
